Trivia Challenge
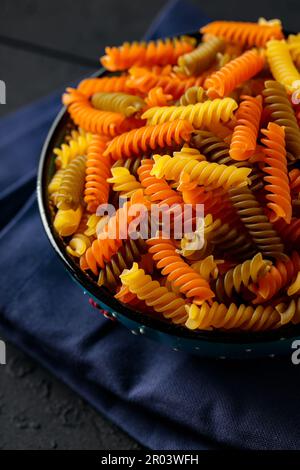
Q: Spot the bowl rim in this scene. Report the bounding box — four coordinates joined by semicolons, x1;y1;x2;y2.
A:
37;29;300;346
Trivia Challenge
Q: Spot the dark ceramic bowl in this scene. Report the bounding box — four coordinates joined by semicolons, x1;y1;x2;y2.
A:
37;31;300;359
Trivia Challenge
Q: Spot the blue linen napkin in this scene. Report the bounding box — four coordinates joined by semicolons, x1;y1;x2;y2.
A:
1;0;300;450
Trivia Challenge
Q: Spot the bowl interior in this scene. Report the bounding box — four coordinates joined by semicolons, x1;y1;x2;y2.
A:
37;31;300;346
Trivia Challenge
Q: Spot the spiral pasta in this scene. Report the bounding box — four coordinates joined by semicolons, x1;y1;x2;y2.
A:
258;18;282;27
177;174;240;225
66;233;92;258
266;40;300;92
290;169;300;195
209;218;257;262
84;213;102;237
215;253;271;301
115;285;149;311
261;122;292;223
76;209;90;233
192;130;264;192
53;130;93;169
287;34;300;69
179;235;211;261
83;135;111;213
112;157;143;178
55;154;86;210
275;298;300;325
137;159;182;206
185;302;280;331
173;145;205;160
78;76;133;97
101;37;196;71
145;87;173;108
228;185;285;260
107;167;142;197
200;21;283;48
48;20;300;334
147;237;214;304
53;206;83;237
179;86;207;106
48;168;64;201
216;52;233;69
120;263;187;324
287;272;300;296
272;217;300;248
151;153;251;191
190;255;220;281
127;66;207;99
63;88;138;136
176;36;225;76
292;199;300;215
65;127;87;142
142;98;238;128
250;251;300;303
205;122;233;141
98;238;146;289
91;92;145;117
263;80;300;159
204;50;265;99
192;130;235;165
103;119;193;160
229;95;263;161
80;190;147;274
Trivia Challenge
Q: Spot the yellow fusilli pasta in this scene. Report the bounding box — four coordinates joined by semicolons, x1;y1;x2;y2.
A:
142;98;238;128
120;263;187;324
107;167;142;197
53;206;83;237
151;152;251;190
53;130;92;169
266;39;300;92
185;302;280;331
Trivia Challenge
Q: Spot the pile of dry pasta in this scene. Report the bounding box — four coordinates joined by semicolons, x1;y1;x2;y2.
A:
48;19;300;332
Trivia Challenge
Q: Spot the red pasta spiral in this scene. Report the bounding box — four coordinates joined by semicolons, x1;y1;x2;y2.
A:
103;119;193;160
147;237;214;304
261;122;292;224
144;65;173;75
250;251;300;303
296;107;300;128
178;180;240;226
84;135;111;213
115;285;149;311
63;88;140;136
200;21;283;48
127;67;206;99
229;95;263;161
144;87;173;108
78;76;133;98
290;168;300;196
272;217;300;247
100;37;195;71
137;159;182;206
81;237;122;275
204;50;265;99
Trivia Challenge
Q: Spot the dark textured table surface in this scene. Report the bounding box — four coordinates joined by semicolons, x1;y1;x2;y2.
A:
0;343;142;450
0;0;298;450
